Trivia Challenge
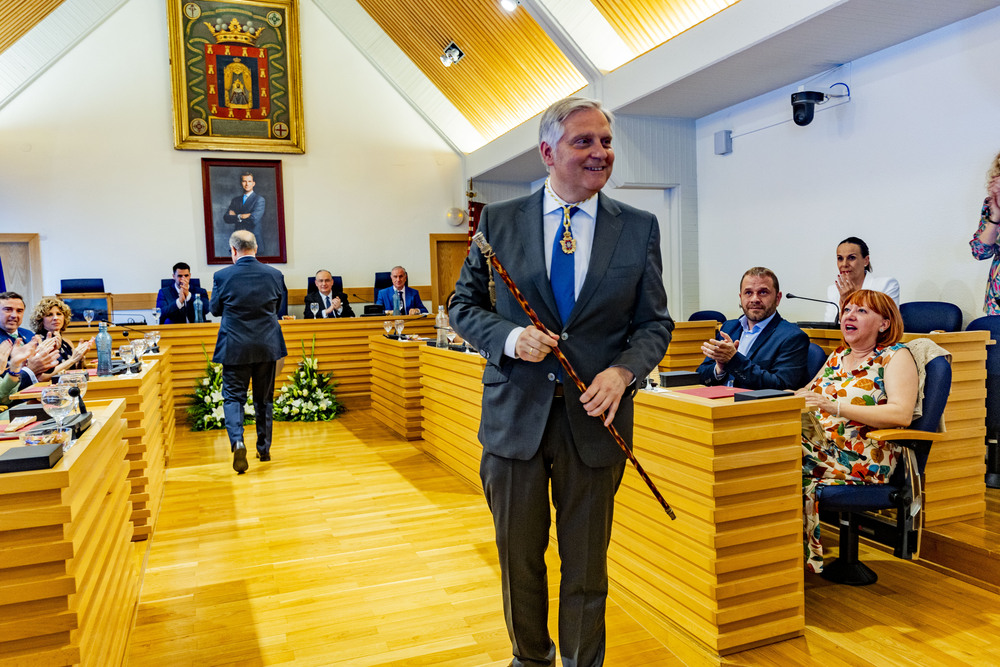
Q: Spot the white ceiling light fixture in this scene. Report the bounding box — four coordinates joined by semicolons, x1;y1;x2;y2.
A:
500;0;520;12
440;41;464;67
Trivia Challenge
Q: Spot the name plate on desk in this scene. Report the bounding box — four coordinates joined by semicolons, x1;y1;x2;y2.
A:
0;442;63;473
658;371;701;387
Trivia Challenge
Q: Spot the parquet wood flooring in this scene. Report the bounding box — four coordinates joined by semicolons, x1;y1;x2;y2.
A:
129;413;1000;666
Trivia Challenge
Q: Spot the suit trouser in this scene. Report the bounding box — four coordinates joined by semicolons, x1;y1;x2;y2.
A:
480;397;626;667
221;360;276;454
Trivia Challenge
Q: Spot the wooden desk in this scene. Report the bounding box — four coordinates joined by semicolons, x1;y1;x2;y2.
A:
86;316;435;421
370;336;426;440
419;345;486;487
660;320;717;372
409;348;806;661
0;400;138;667
84;361;167;541
803;328;988;526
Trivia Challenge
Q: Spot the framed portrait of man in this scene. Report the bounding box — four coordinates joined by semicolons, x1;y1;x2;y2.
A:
202;158;287;264
167;0;304;153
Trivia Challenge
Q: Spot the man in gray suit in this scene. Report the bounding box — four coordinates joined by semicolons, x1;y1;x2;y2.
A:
210;230;287;474
451;97;673;667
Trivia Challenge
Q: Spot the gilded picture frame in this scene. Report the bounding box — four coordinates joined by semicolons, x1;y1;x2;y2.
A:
167;0;304;153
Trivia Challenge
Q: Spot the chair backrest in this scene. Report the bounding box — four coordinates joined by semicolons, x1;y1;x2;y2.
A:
807;343;827;378
374;271;392;293
160;278;202;290
60;278;104;293
899;301;962;334
688;310;726;323
307;275;342;295
907;354;952;472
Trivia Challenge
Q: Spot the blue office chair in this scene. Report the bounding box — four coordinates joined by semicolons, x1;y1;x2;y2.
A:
688;310;726;323
374;271;392;294
807;343;828;379
816;354;951;585
966;316;1000;489
307;276;343;295
899;301;962;333
60;278;105;293
160;278;202;290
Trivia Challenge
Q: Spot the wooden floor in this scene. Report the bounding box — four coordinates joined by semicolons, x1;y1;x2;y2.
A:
128;413;1000;666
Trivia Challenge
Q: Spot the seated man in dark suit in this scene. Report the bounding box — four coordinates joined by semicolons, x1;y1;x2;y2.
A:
303;269;354;318
374;265;427;315
697;267;809;390
156;262;210;324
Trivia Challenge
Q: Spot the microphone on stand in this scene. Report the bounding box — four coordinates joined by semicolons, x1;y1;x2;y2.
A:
785;293;841;327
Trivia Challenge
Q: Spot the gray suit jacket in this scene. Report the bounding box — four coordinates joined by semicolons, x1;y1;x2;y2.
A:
210;256;288;365
451;189;673;467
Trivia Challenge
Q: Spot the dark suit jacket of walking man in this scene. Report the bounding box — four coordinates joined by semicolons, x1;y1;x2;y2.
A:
450;97;673;667
210;230;287;474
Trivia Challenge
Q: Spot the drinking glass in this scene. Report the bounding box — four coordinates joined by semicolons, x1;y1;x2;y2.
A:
154;307;162;324
40;386;74;427
131;338;147;368
144;332;157;353
151;330;161;349
310;302;320;317
394;319;405;336
446;327;457;345
383;320;393;334
58;371;88;398
119;344;135;375
83;309;95;327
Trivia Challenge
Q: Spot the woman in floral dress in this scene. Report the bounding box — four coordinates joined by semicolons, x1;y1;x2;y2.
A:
796;290;918;573
970;150;1000;315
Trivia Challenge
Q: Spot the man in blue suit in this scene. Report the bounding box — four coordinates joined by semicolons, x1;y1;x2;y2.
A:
155;262;210;324
375;266;427;315
223;171;266;236
210;231;287;474
697;267;809;390
451;97;673;667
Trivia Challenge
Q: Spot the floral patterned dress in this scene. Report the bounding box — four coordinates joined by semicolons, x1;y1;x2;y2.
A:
969;198;1000;315
801;343;906;573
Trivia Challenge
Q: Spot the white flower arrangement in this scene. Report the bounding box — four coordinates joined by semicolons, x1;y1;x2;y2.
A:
185;345;254;431
274;335;344;422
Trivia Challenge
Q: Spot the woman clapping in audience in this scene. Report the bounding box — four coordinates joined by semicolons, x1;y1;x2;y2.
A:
29;297;92;382
797;290;918;573
969;150;1000;315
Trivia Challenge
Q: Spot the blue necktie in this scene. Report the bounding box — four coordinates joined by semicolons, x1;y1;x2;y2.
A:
550;205;577;324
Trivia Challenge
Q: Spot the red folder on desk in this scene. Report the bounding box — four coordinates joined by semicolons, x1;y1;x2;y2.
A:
673;386;750;399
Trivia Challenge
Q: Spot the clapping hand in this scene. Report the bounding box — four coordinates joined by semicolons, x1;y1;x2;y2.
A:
25;336;60;375
988;176;1000;222
701;332;739;374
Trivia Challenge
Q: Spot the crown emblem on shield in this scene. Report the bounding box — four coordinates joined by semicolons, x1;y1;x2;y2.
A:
205;17;264;45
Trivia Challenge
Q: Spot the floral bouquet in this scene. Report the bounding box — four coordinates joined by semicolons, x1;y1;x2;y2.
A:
274;335;344;422
186;345;254;431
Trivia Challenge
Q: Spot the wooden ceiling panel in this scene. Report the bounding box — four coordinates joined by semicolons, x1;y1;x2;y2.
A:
591;0;740;55
0;0;64;55
355;0;586;142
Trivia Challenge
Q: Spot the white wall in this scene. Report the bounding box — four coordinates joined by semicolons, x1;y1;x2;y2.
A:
0;0;464;297
695;6;1000;325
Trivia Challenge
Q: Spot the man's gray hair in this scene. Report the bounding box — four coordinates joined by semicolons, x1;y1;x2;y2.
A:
538;97;614;158
229;230;257;253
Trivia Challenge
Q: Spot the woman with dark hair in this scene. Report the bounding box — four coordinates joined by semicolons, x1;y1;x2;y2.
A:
28;297;92;382
797;290;917;573
823;236;900;321
969;150;1000;314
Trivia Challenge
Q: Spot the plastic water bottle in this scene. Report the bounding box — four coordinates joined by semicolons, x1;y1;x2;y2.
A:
436;305;449;348
194;294;204;323
96;321;112;376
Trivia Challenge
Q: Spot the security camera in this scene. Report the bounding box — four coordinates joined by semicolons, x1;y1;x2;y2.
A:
791;91;827;126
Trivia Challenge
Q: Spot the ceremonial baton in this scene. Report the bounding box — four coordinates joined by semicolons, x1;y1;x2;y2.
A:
471;232;676;520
